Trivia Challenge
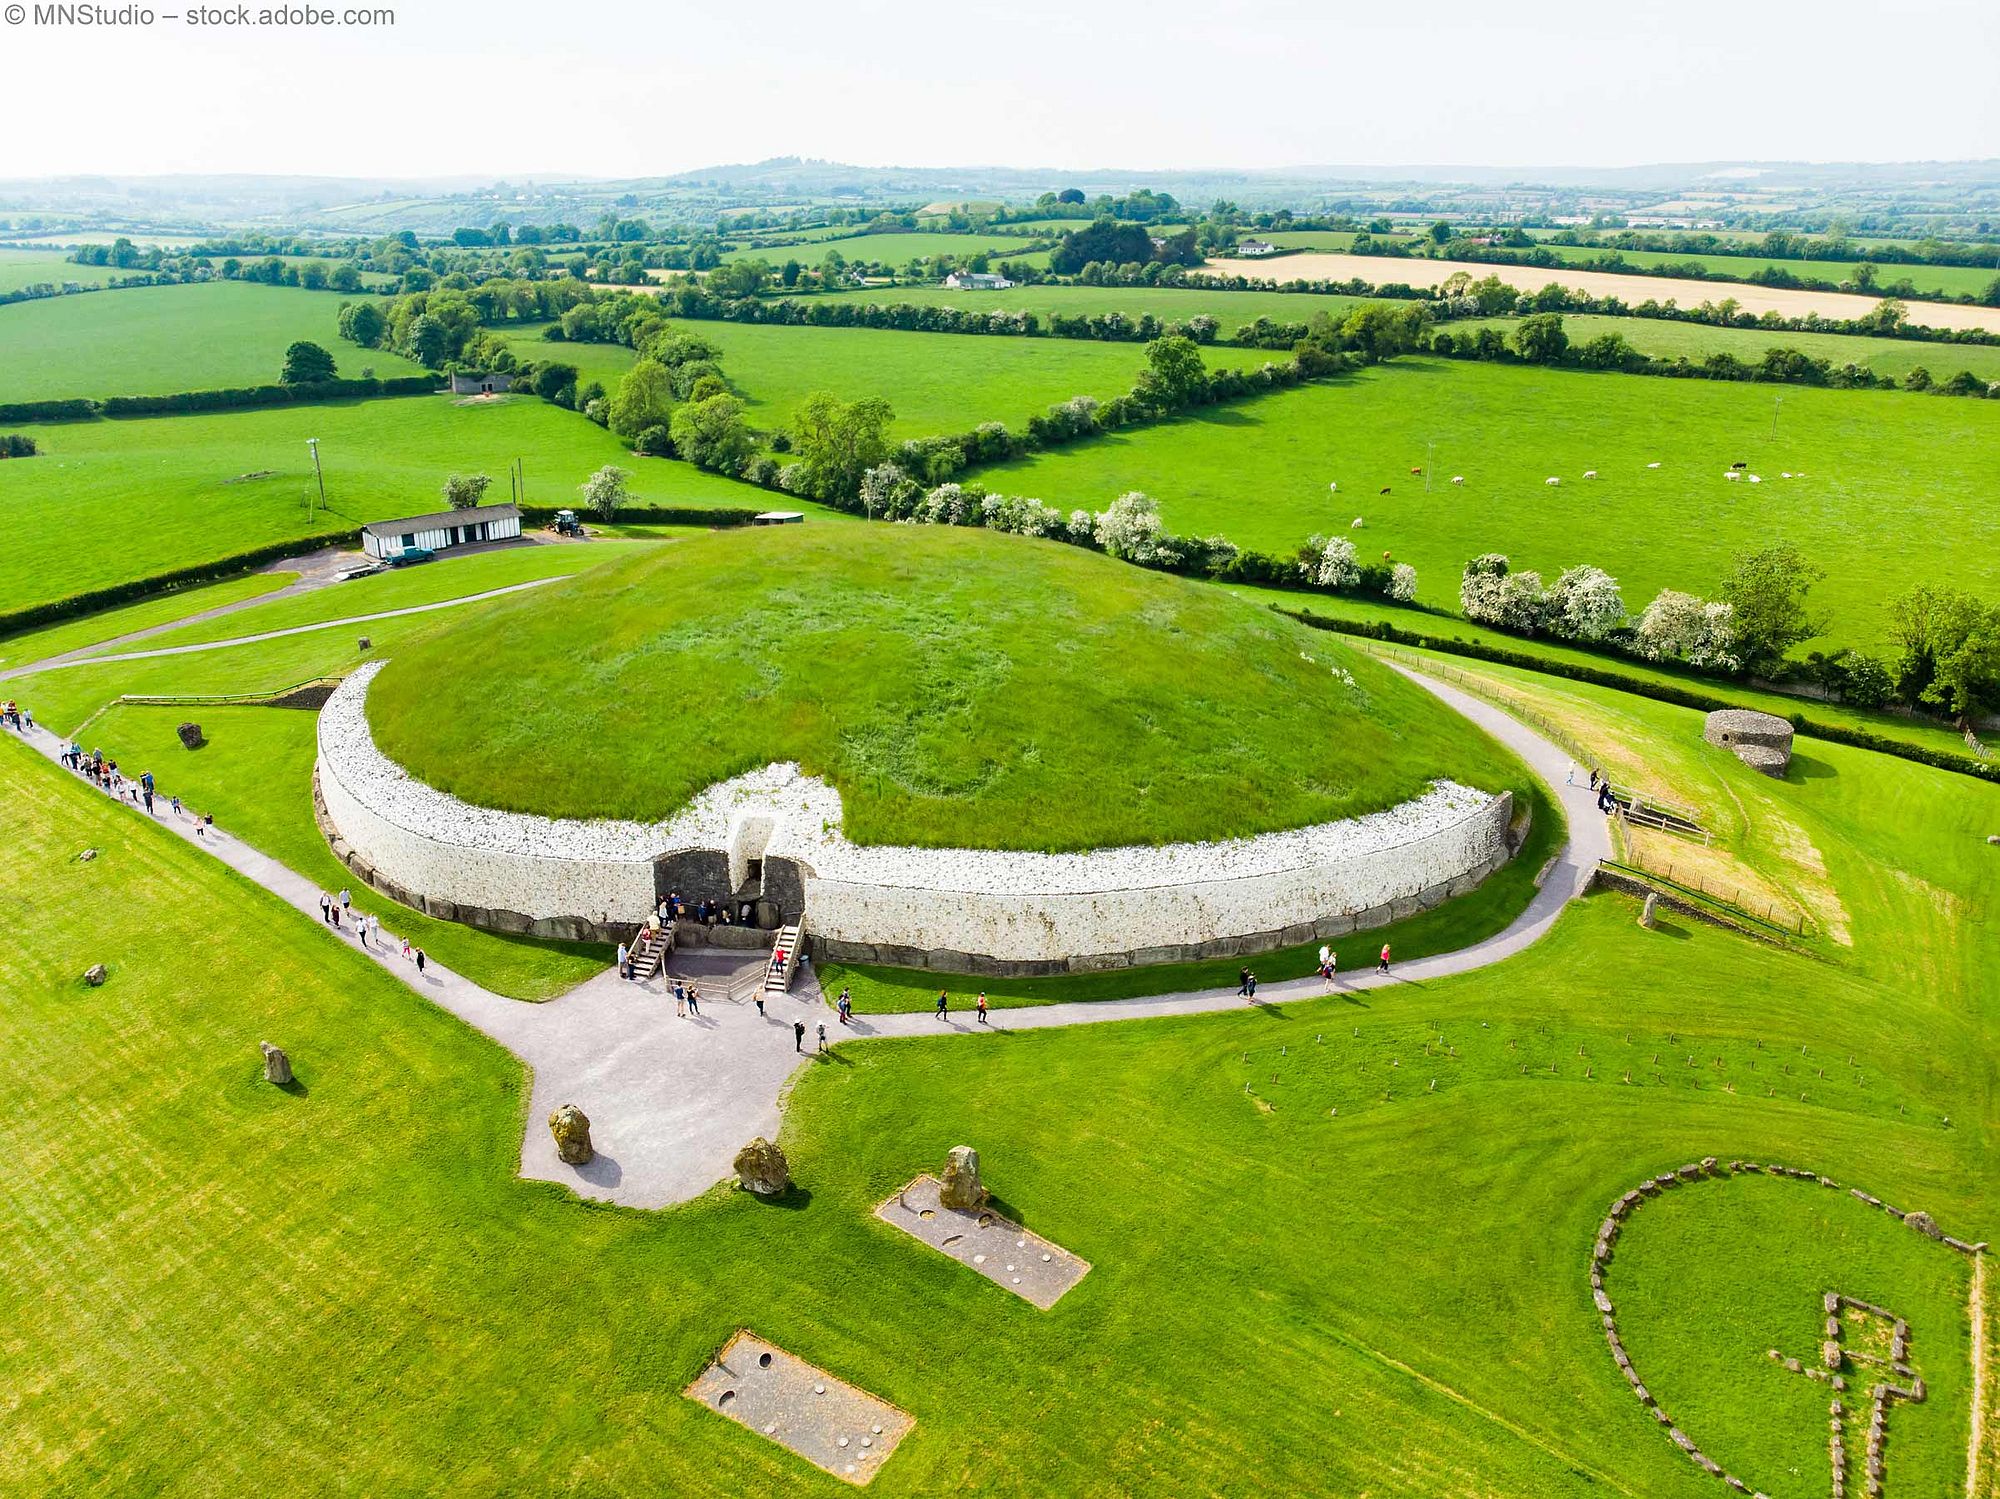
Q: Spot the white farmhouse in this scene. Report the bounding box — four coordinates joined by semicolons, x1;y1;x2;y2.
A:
1236;239;1279;257
942;270;1014;290
360;503;523;561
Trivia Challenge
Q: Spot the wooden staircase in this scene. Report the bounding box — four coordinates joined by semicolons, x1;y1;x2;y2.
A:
763;922;804;997
629;922;674;981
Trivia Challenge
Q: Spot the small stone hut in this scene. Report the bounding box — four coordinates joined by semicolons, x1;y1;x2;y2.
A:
1703;708;1793;777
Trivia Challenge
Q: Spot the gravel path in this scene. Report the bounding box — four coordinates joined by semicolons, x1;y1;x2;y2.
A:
9;664;1612;1210
3;576;565;678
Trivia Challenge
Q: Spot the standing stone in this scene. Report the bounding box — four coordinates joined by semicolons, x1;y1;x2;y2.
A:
1903;1210;1944;1240
1639;892;1658;929
82;963;107;987
176;721;205;749
940;1145;989;1211
357;636;372;652
260;1042;293;1085
548;1103;593;1165
733;1136;790;1195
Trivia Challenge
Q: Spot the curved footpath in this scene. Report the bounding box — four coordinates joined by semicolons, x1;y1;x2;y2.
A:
14;665;1613;1210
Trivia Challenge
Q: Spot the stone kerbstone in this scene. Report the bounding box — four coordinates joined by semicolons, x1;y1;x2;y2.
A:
939;1146;989;1211
733;1136;790;1196
549;1103;593;1165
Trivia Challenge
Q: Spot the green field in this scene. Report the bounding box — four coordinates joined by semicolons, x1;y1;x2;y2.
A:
368;524;1523;849
0;249;117;292
5;629;1993;1494
1459;312;2000;383
985;356;2000;651
722;231;1053;269
0;395;780;615
805;281;1367;331
1524;242;2000;301
0;281;426;403
502;320;1241;444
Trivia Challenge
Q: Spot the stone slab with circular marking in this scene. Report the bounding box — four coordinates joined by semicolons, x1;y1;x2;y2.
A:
875;1174;1091;1309
683;1330;913;1486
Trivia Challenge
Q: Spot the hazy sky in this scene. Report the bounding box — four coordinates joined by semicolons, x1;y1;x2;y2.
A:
3;0;1996;178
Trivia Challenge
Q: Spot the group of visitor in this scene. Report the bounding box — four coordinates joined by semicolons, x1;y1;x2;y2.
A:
1;699;30;732
51;730;215;833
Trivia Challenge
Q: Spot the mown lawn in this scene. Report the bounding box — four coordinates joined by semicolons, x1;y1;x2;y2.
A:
0;280;426;403
0;393;776;614
0;570;293;670
984;355;2000;652
367;524;1530;849
2;695;1990;1496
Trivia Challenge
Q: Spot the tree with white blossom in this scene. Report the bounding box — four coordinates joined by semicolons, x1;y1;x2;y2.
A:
1635;590;1740;672
1300;534;1360;590
1093;491;1181;566
1547;565;1626;641
1389;562;1419;601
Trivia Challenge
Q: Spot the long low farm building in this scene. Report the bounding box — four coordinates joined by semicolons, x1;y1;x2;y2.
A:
361;503;523;561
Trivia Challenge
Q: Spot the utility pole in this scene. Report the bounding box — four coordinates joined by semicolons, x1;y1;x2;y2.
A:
1771;395;1782;440
306;437;327;520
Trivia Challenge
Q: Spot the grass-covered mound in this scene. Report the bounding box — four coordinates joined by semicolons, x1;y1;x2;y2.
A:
367;524;1518;850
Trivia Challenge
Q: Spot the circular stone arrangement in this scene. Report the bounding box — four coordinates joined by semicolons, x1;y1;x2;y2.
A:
1702;709;1794;778
318;527;1528;971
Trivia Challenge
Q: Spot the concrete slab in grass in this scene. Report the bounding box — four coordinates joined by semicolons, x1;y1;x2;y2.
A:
684;1329;914;1486
875;1173;1091;1309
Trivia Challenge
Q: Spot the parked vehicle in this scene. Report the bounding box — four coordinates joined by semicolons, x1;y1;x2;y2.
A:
387;546;435;567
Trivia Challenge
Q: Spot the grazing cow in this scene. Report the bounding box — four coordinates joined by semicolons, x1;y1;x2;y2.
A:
1450;475;1465;486
1409;466;1422;476
1328;480;1339;493
1646;461;1662;469
1582;470;1598;480
1780;471;1793;479
1382;550;1393;562
1730;460;1748;470
1748;474;1762;484
1351;517;1365;529
1545;477;1561;487
1724;471;1742;481
1379;486;1391;495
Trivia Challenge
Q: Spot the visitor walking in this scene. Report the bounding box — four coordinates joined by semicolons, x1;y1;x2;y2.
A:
169;794;181;817
616;940;629;979
817;1022;827;1053
1245;971;1258;998
935;990;949;1021
674;979;686;1017
793;1020;805;1052
1237;966;1252;997
976;992;989;1025
687;983;701;1016
319;892;333;924
1566;762;1576;786
401;936;413;961
837;988;852;1024
1378;943;1391;975
414;948;428;976
754;992;766;1018
1320;949;1338;988
365;913;380;950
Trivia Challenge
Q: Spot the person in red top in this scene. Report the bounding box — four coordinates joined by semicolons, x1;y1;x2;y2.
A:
1378;943;1392;974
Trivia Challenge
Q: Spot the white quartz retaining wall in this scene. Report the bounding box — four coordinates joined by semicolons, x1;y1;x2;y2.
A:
318;663;1515;967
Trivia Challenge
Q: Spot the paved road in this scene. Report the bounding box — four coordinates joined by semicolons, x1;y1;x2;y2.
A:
3;576;565;678
9;665;1612;1210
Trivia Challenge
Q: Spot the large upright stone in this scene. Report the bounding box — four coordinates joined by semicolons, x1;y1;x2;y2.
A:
1639;893;1658;929
260;1042;293;1085
177;721;205;750
733;1136;790;1196
940;1145;989;1211
82;963;108;987
549;1103;594;1165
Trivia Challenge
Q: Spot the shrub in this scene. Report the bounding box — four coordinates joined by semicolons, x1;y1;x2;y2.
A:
1389;562;1419;601
1299;534;1360;590
1547;565;1626;641
1635;589;1741;673
1093;491;1181;566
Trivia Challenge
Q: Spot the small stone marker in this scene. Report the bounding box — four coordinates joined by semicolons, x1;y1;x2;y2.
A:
548;1102;593;1165
82;963;107;987
176;721;205;749
259;1041;292;1085
1639;892;1658;929
938;1145;988;1211
733;1136;791;1196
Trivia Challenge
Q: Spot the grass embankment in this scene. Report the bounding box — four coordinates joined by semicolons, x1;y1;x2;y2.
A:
984;355;2000;652
368;525;1525;850
0;393;776;615
3;694;1991;1495
0;281;426;402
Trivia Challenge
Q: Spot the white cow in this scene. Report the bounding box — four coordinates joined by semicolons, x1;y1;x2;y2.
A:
1545;477;1561;487
1350;516;1365;529
1450;475;1465;486
1724;471;1742;481
1328;481;1339;493
1646;461;1662;469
